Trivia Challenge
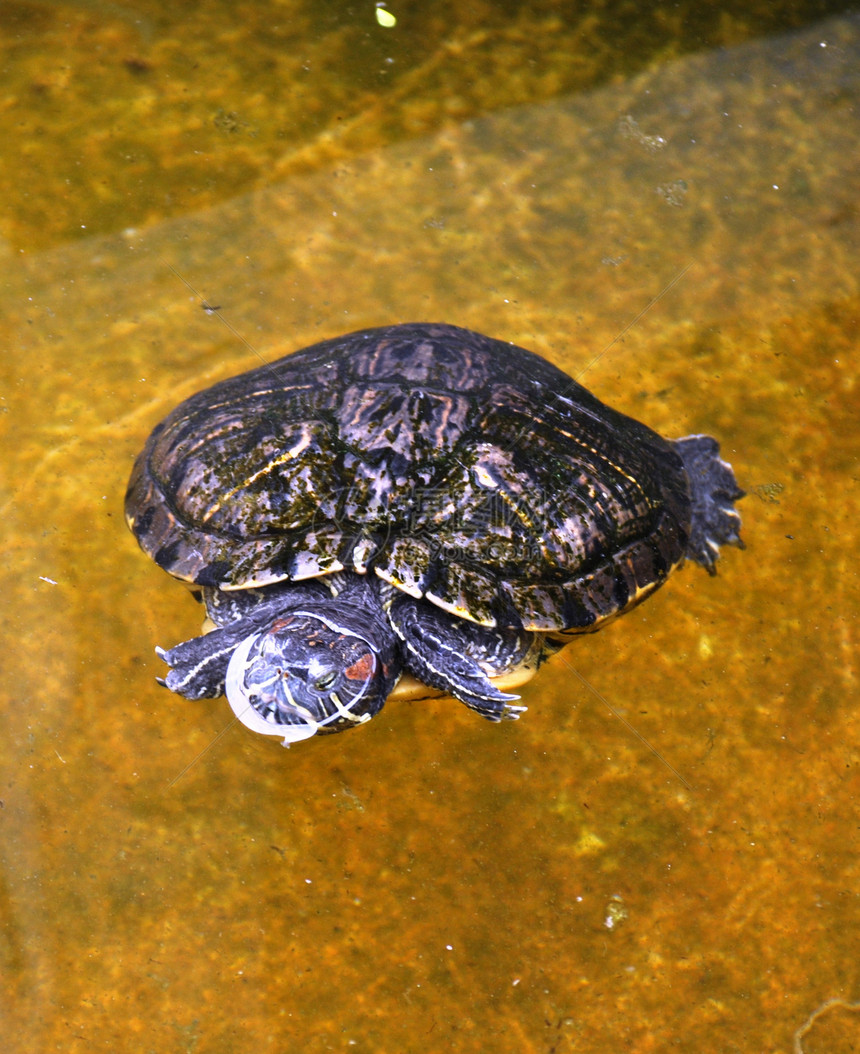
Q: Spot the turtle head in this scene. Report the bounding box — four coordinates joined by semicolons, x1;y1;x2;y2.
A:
224;611;397;744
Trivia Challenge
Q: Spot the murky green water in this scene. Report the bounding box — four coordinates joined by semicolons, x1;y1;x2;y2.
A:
1;2;859;1052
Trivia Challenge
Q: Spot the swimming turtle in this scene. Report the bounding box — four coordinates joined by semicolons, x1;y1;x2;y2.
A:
125;322;743;744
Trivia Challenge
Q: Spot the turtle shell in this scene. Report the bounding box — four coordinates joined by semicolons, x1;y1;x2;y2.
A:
125;323;693;633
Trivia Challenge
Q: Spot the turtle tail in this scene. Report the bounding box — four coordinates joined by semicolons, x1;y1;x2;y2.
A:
675;435;744;575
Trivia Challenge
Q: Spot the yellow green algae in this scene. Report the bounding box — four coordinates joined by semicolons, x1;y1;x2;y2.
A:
0;0;850;251
1;2;859;1052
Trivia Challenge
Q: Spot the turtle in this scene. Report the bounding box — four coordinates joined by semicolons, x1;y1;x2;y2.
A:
125;322;743;744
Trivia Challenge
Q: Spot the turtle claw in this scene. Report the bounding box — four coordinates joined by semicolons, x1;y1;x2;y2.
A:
501;703;528;721
465;696;528;723
440;673;524;722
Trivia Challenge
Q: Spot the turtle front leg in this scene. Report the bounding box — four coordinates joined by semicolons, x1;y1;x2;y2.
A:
159;583;328;699
387;595;531;721
156;623;250;699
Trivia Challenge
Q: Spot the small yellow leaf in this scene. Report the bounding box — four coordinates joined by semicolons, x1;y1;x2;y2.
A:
375;7;396;27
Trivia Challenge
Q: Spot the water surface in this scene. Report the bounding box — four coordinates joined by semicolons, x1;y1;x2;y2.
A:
1;3;859;1052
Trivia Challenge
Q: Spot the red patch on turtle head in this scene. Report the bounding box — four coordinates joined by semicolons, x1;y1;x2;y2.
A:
268;617;294;634
344;652;375;682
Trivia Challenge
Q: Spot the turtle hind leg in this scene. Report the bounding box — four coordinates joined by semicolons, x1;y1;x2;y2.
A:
675;434;744;575
387;595;528;721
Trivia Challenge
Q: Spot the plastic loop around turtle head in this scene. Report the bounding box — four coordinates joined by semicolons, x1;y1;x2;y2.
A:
225;633;321;745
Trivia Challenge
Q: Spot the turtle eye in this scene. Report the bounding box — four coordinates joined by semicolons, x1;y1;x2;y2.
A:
314;670;338;692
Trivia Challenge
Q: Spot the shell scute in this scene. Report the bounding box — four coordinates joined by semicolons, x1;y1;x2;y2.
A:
125;322;729;630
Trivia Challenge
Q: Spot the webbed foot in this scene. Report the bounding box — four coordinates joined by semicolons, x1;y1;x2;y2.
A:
156;623;251;699
388;595;531;722
675;435;744;574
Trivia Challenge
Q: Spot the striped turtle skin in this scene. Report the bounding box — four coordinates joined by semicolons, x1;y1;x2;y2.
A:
125;323;743;743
